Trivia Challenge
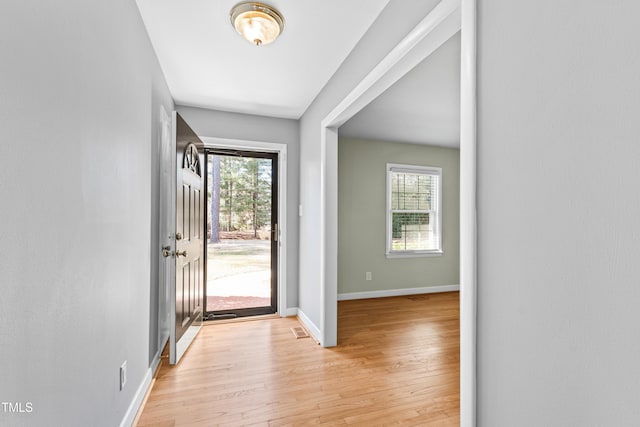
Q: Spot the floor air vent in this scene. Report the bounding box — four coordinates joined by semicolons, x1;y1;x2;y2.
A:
290;326;310;339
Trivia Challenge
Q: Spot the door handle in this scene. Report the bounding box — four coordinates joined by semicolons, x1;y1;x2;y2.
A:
176;250;187;257
273;223;278;242
162;246;172;258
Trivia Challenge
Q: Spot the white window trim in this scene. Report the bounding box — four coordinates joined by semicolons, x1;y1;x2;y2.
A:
386;163;443;258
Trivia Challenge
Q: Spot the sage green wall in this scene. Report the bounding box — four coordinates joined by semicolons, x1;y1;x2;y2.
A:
338;138;460;294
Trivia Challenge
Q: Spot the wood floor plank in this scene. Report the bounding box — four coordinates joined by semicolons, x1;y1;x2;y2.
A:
136;292;459;426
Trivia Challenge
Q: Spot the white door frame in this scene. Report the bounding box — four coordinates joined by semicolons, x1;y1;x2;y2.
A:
157;105;173;353
201;136;289;317
318;0;476;425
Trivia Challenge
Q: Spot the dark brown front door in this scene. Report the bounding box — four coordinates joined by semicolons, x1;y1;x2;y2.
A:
170;113;205;363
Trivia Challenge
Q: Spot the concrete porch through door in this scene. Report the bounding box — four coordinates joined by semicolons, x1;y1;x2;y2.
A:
206;235;271;311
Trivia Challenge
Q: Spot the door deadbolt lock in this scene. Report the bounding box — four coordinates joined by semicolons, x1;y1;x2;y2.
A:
175;232;183;241
176;250;187;257
162;245;172;258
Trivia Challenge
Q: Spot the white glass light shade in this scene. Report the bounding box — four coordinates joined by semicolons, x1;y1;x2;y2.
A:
231;2;284;46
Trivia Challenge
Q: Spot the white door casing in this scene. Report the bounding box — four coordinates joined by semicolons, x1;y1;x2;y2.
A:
158;105;173;351
318;0;477;425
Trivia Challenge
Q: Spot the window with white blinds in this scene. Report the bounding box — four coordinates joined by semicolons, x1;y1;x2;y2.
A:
386;164;442;257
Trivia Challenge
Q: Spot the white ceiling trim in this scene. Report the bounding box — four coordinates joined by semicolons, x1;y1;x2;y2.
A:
322;0;462;130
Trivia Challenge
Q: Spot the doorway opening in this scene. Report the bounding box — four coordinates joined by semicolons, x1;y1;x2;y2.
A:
204;149;278;319
317;0;475;422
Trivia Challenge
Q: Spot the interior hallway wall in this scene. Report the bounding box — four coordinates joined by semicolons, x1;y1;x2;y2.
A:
477;1;640;425
0;1;174;426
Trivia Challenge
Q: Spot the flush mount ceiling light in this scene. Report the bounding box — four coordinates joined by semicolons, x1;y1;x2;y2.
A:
230;2;284;46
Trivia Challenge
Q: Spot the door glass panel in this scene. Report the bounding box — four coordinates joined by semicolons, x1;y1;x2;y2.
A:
206;154;274;314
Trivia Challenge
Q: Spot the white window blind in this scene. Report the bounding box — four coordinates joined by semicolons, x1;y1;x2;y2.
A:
386;164;442;257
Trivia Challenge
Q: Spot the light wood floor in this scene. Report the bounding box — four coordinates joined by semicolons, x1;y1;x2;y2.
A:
136;292;460;426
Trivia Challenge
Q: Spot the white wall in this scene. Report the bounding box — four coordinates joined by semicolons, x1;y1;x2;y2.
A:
298;0;442;336
0;1;173;426
477;1;640;425
176;106;300;309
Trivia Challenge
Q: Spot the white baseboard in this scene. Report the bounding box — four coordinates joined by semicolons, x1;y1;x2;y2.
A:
284;307;298;317
119;351;162;427
296;308;321;343
338;284;460;301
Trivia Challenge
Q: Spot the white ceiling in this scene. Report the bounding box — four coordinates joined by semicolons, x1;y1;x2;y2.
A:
135;0;390;119
340;31;461;148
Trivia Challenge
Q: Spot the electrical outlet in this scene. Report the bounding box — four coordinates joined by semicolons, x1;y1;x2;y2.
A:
366;272;372;281
120;361;127;390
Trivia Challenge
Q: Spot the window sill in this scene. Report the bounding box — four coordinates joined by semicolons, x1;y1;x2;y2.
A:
386;251;443;259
